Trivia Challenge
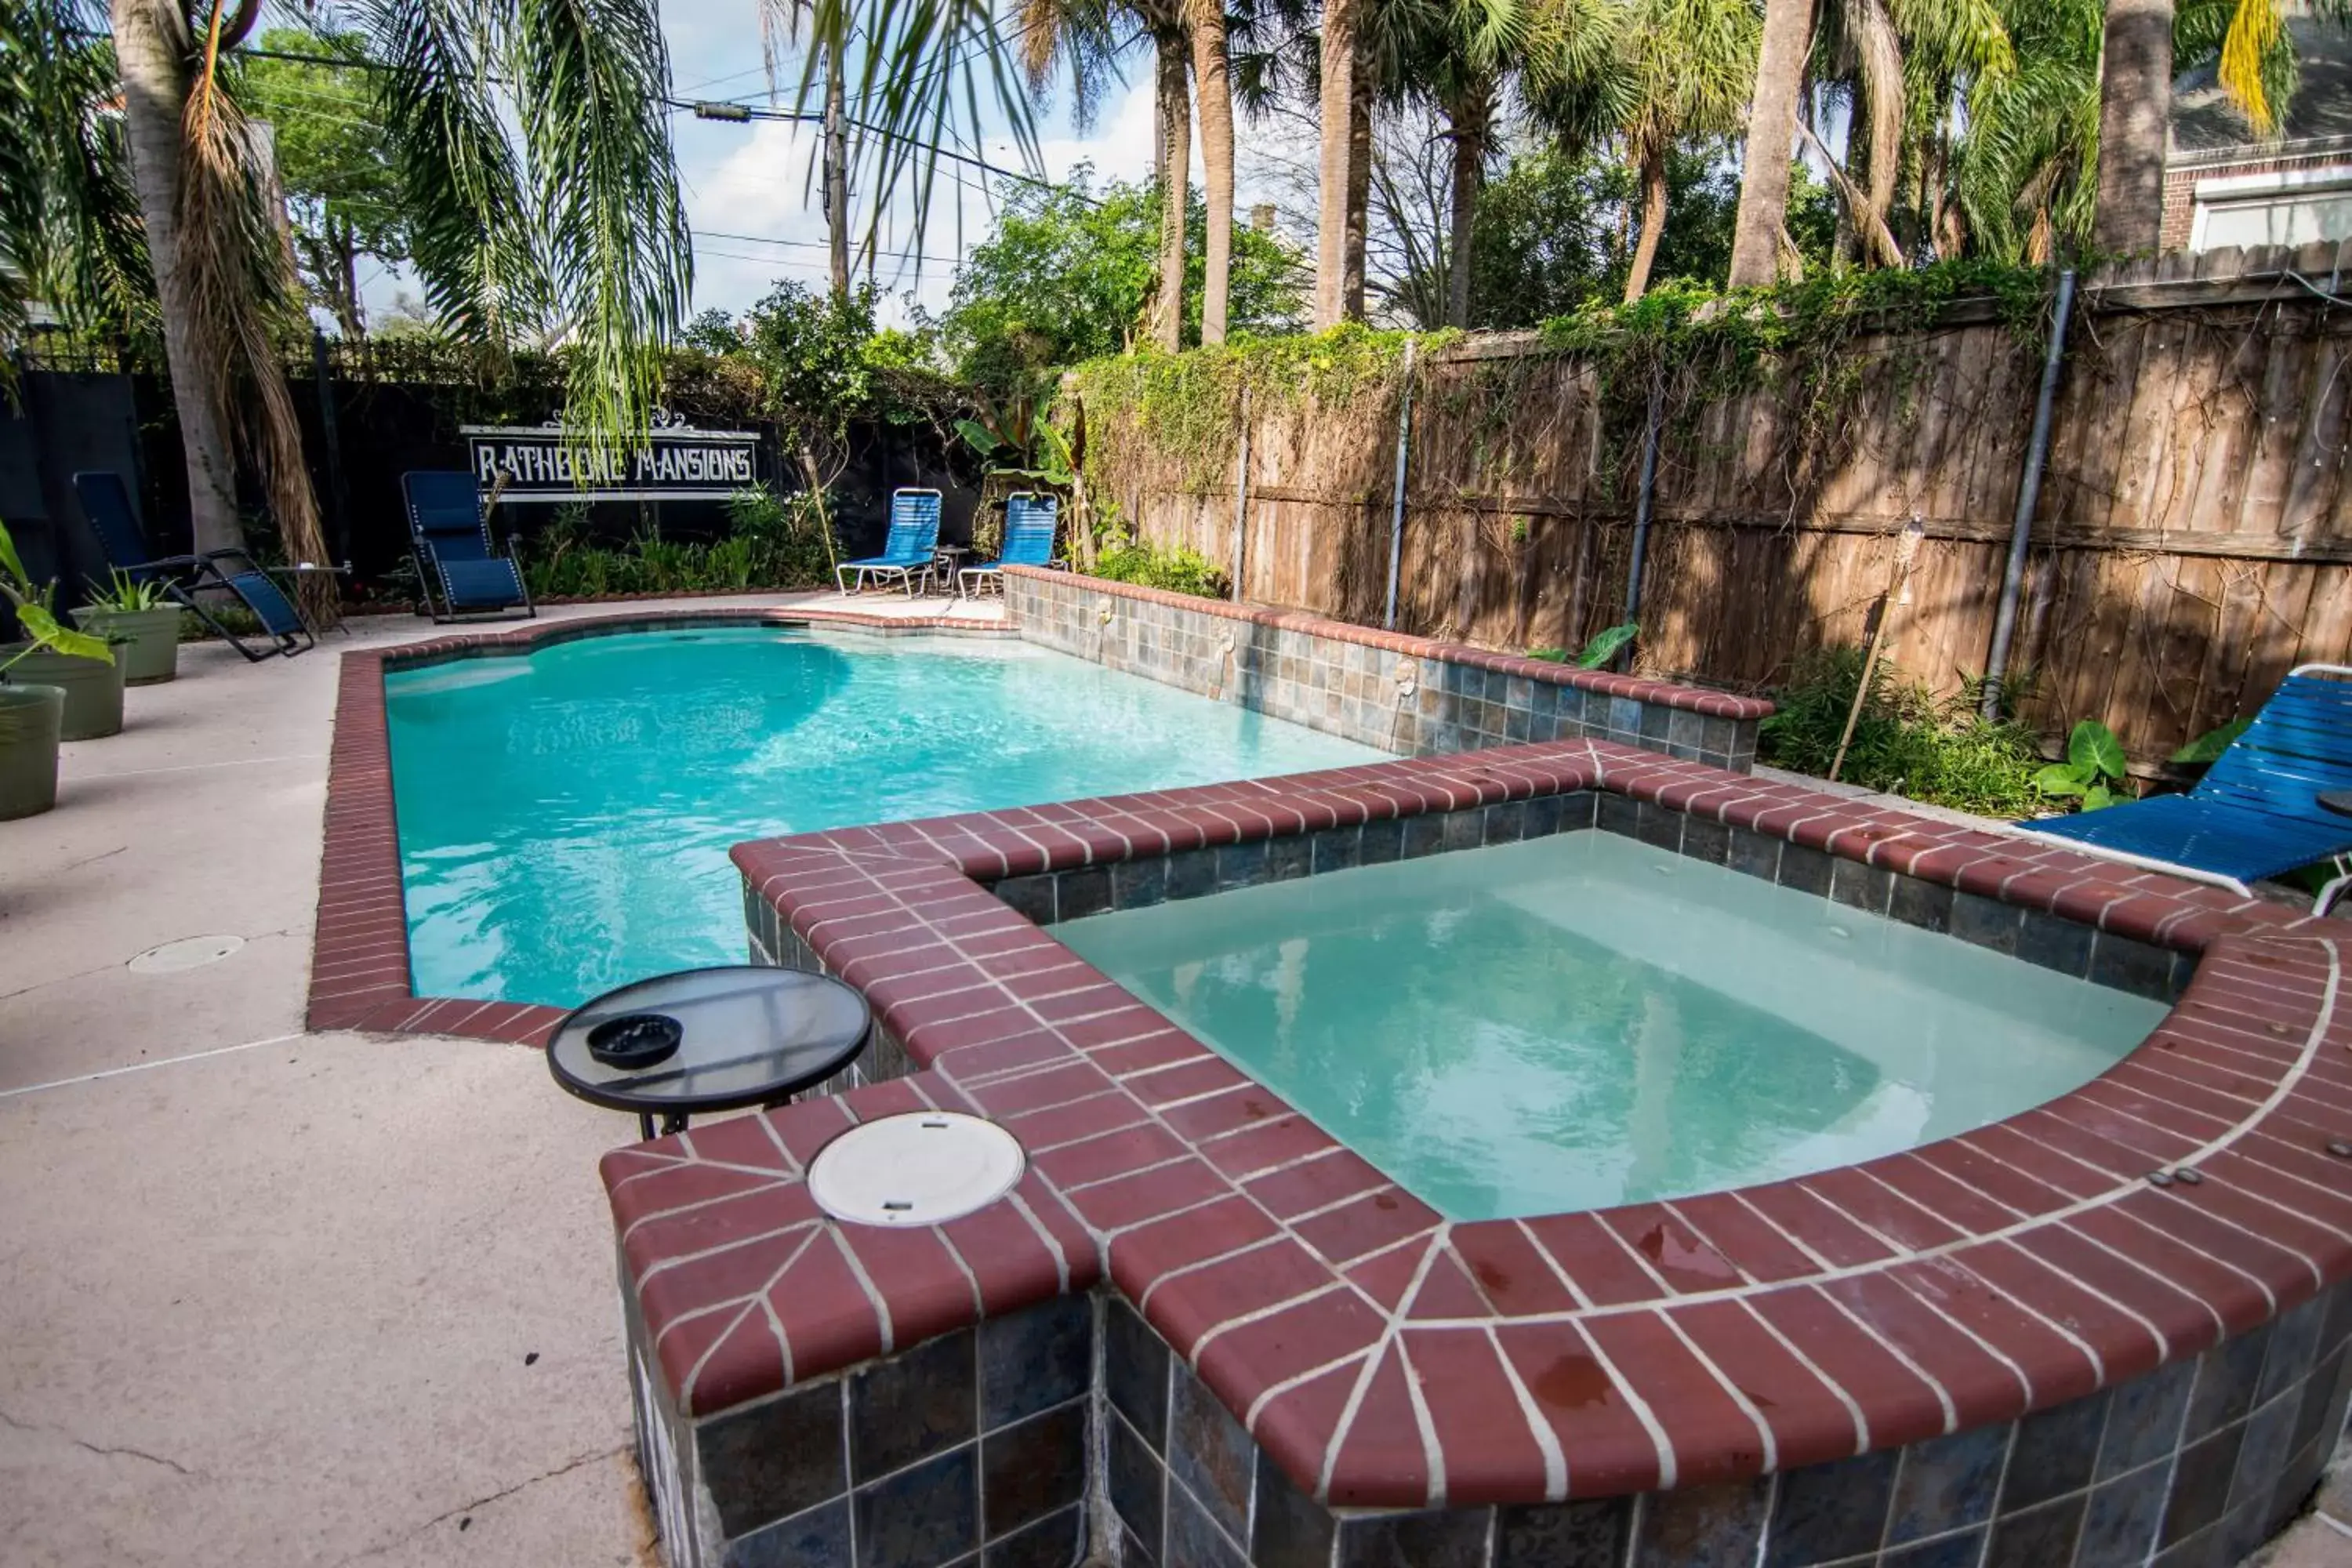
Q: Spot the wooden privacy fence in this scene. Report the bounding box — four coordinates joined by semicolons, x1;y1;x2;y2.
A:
1089;243;2352;762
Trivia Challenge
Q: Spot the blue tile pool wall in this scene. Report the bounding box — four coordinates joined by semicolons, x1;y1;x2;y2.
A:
975;789;2196;1006
1004;572;1760;770
627;1290;1098;1568
1098;1283;2352;1568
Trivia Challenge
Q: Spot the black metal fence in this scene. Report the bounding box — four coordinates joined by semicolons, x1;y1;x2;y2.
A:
2;337;984;608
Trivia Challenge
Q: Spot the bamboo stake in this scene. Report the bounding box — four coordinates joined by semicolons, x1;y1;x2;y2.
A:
1828;515;1925;784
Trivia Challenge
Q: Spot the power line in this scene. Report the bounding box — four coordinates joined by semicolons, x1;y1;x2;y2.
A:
699;229;961;266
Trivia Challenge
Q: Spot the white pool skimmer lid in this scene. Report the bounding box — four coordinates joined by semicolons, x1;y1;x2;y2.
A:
808;1112;1026;1226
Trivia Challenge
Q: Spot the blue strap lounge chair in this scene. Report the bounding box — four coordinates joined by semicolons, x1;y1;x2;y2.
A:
401;471;535;623
957;493;1062;599
2016;664;2352;909
72;470;314;659
835;488;942;597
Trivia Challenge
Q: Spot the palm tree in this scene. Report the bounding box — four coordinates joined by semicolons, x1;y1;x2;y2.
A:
1314;0;1364;325
1726;0;1809;286
1188;0;1240;341
13;0;691;614
2076;0;2318;253
1952;0;2098;260
1803;0;2013;263
1531;0;1754;301
1022;0;1196;349
2088;0;2318;252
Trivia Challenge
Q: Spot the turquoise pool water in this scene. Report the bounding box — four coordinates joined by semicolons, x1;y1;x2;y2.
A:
385;627;1384;1007
1057;830;2166;1220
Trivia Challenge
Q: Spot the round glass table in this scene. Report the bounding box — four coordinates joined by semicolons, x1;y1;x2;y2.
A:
546;966;872;1140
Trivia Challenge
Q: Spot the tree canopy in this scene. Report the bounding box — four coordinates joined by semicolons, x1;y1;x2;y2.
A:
939;171;1306;395
234;27;412;341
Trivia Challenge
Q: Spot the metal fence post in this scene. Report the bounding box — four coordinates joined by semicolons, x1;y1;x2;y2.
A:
1230;386;1251;601
1621;373;1663;666
311;328;350;568
1981;267;2075;719
1384;339;1417;631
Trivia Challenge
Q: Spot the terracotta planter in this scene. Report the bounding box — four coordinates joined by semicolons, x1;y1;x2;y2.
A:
0;683;63;818
71;604;183;684
2;645;125;739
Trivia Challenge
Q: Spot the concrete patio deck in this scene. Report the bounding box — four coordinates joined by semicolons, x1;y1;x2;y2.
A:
0;591;996;1567
5;586;2351;1568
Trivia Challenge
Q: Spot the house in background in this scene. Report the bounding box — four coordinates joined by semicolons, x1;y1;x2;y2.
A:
2163;9;2352;251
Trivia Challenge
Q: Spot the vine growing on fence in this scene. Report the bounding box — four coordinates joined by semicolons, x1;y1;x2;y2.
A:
1065;260;2057;521
1067;324;1443;492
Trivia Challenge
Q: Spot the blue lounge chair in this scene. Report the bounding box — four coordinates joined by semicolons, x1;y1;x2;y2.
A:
835;488;942;597
2016;664;2352;909
72;470;314;659
401;471;535;623
958;493;1062;599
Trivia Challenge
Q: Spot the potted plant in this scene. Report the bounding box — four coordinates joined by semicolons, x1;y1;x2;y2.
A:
0;521;114;817
72;571;183;684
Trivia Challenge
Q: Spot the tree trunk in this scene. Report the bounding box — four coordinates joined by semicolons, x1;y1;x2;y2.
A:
2094;0;2173;255
1187;0;1236;344
1728;0;1815;288
1343;60;1370;318
1623;140;1669;302
111;0;242;557
334;223;365;340
1443;79;1490;328
823;43;850;297
1153;31;1190;350
1313;0;1359;328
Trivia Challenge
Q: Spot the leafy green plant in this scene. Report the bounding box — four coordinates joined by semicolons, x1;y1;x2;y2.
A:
1529;622;1640;670
1090;538;1230;599
84;569;172;612
2171;718;2252;768
2035;720;2131;811
956;393;1077;487
0;521;111;671
1759;645;2045;817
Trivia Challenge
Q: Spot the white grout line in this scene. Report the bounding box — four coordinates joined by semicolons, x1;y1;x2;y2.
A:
0;1031;308;1100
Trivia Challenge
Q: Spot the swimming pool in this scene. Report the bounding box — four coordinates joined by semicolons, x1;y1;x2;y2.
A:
1057;828;2166;1219
384;626;1385;1007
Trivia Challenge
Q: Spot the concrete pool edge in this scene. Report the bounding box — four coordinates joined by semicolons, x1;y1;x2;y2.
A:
607;740;2352;1566
307;604;1014;1044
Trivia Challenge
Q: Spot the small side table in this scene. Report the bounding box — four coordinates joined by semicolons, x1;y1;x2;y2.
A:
930;546;969;596
546;966;871;1140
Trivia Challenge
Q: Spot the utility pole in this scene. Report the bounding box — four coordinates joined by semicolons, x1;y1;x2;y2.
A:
822;42;850;298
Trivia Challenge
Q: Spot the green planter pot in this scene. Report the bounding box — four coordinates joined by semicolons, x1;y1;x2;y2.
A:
71;604;182;684
0;683;63;818
2;645;125;739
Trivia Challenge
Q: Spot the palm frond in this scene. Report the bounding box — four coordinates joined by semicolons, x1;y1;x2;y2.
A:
788;0;1042;261
365;0;546;359
176;0;334;616
510;0;693;452
0;0;153;353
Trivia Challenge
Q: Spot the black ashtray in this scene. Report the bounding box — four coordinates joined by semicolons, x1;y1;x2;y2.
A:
586;1012;683;1069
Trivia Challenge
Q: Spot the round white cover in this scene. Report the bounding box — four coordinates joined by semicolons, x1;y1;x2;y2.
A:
808;1112;1027;1227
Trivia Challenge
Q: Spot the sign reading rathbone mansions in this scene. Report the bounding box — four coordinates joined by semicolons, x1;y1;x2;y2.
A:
461;416;759;503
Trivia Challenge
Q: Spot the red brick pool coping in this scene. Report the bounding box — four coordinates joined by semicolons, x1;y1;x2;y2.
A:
604;740;2352;1510
306;606;1011;1044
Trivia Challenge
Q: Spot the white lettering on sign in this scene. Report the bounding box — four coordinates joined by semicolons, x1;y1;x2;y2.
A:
462;427;754;501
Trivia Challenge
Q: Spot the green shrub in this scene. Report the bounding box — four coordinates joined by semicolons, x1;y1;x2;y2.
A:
1759;645;2046;818
519;485;837;601
1090;540;1230;599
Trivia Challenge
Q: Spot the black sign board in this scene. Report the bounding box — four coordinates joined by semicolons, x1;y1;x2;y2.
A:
462;419;759;503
